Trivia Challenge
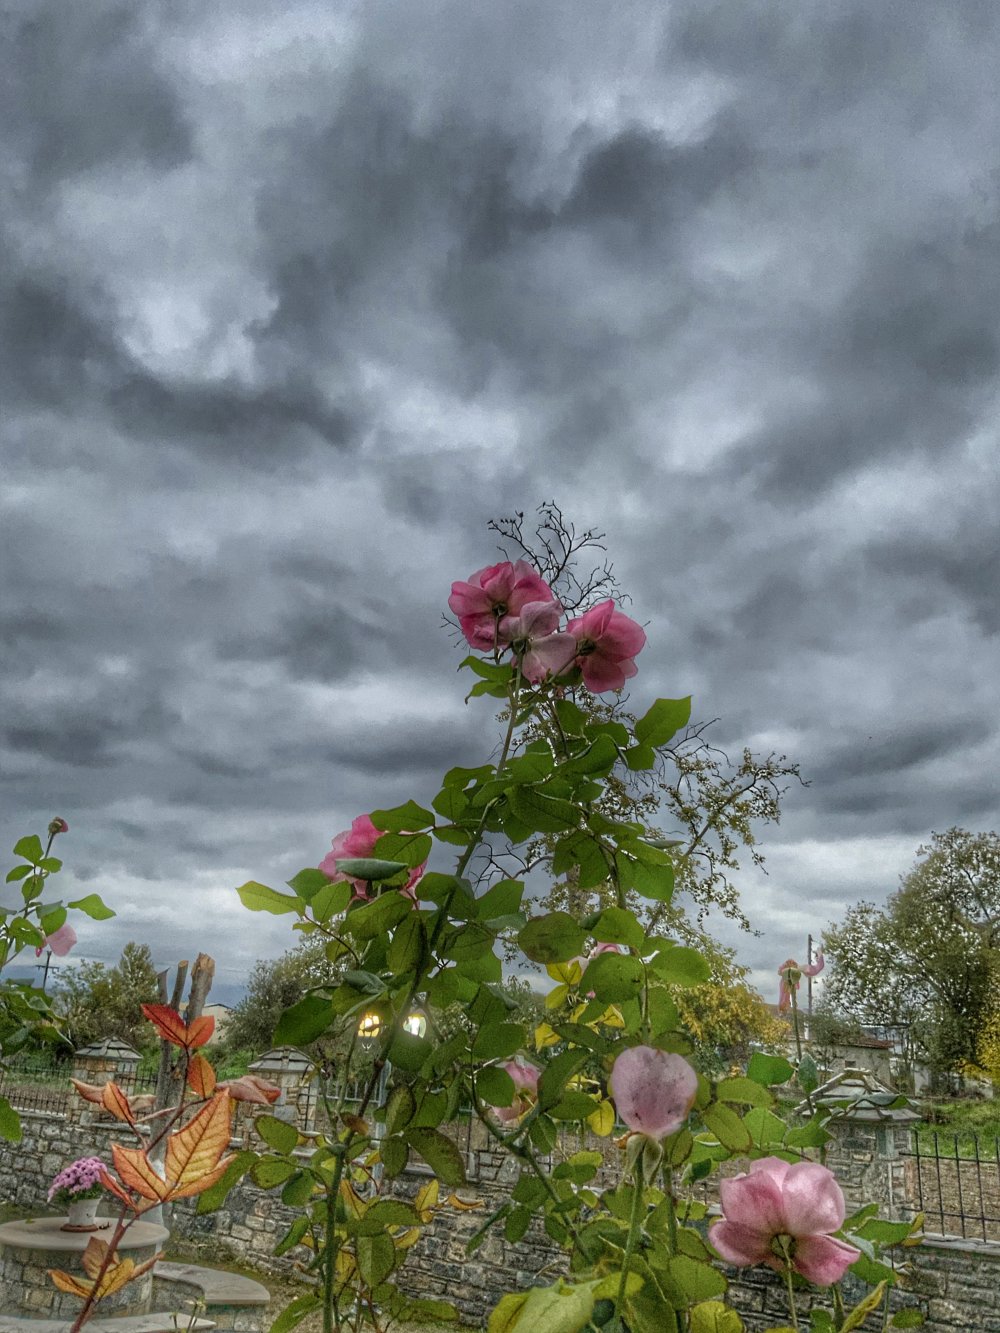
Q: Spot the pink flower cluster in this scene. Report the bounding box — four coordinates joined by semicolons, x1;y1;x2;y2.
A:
48;1156;106;1203
710;1157;860;1286
448;561;646;693
319;814;425;901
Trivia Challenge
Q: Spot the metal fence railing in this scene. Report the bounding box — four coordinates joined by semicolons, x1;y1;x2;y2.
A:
901;1130;1000;1242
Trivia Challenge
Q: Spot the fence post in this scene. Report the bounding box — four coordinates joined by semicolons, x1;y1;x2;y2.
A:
69;1039;142;1125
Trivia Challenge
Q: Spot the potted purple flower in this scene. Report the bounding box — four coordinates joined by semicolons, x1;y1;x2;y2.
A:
48;1157;109;1231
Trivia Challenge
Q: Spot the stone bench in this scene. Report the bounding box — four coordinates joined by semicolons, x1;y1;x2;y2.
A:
153;1264;270;1333
0;1317;216;1333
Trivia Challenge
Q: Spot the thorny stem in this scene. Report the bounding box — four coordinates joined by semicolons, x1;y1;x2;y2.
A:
615;1156;645;1323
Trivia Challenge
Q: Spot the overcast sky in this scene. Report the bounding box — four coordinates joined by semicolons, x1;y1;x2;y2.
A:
2;0;998;1008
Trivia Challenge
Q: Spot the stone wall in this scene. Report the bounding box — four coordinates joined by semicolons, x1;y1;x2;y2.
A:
4;1110;1000;1330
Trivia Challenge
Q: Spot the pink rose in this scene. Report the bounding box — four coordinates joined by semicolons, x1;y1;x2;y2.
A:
449;561;557;652
500;600;577;684
36;923;77;958
609;1045;698;1140
565;600;646;693
710;1157;860;1286
490;1059;540;1125
48;817;69;836
777;951;824;1012
319;814;425;901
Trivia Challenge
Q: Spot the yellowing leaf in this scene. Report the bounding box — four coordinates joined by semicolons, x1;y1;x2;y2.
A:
586;1100;615;1136
164;1092;233;1197
414;1177;440;1217
534;1022;560;1050
545;984;569;1011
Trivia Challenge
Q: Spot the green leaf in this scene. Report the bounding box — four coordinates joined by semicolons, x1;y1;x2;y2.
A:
39;907;68;936
583;952;645;1003
747;1052;795;1087
618;853;674;902
66;893;116;921
387;1030;432;1073
236;881;301;915
309;879;351;923
701;1103;753;1152
380;1136;408;1177
269;1295;322;1333
343;892;412;939
472;1022;524;1061
856;1219;915;1246
285;868;332;901
274;994;331;1045
475;878;525;918
538;1049;590;1111
663;1254;727;1305
5;865;32;882
387;913;427;975
404;1128;466;1186
560;734;619;777
785;1120;831;1149
519;912;587;964
373;831;433;867
371;801;435;832
0;1097;22;1143
716;1076;773;1108
648;945;710;988
255;1115;299;1154
13;835;43;865
624;743;657;771
196;1150;256;1213
477;1065;516;1108
635;697;692;747
274;1214;311;1254
509;786;580;833
335;856;410;881
385;1084;416;1135
743;1107;787;1148
797;1053;819;1094
841;1282;888;1332
250;1155;297;1189
354;1200;423;1236
592;907;645;950
488;1281;597;1333
280;1172;316;1207
505;1205;532;1243
688;1301;744;1332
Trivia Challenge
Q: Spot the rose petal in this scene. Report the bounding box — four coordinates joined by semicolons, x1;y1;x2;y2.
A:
781;1161;847;1236
793;1233;860;1286
709;1220;773;1268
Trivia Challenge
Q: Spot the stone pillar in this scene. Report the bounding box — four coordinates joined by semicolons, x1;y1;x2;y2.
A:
248;1047;313;1132
68;1039;142;1125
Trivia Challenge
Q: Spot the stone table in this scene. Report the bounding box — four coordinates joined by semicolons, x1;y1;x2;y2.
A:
0;1218;169;1321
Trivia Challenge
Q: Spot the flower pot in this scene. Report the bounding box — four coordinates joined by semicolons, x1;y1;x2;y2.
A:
62;1197;106;1231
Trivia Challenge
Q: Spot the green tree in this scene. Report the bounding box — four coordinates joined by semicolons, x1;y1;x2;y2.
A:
823;829;1000;1081
222;940;341;1055
53;942;161;1053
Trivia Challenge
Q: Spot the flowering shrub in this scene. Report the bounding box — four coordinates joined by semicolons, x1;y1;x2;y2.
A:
228;544;926;1333
48;1157;108;1206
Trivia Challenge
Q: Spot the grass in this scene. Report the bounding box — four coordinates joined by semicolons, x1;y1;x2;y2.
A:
914;1096;1000;1156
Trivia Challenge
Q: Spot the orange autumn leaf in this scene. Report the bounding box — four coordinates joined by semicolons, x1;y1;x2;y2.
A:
164;1091;233;1197
80;1237;111;1280
187;1052;217;1097
111;1144;170;1202
446;1193;483;1211
49;1269;93;1299
186;1014;215;1049
101;1082;136;1125
98;1167;134;1210
220;1074;281;1105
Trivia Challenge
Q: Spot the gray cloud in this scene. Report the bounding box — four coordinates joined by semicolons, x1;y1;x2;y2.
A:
1;0;998;995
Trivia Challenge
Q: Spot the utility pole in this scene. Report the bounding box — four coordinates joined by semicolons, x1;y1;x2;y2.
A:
806;934;814;1041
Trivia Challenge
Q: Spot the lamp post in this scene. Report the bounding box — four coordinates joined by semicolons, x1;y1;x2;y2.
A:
356;1008;427;1189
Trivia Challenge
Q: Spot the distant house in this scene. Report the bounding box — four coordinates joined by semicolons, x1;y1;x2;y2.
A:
764;1005;895;1088
202;1003;231;1039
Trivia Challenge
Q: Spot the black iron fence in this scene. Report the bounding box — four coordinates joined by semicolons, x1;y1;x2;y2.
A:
901;1130;1000;1242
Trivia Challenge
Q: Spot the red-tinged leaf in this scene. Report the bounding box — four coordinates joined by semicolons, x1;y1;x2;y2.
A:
49;1269;93;1298
70;1078;106;1105
141;1004;189;1047
164;1092;233;1192
111;1144;170;1202
101;1082;136;1126
221;1074;281;1105
186;1014;215;1049
99;1168;135;1210
187;1053;217;1097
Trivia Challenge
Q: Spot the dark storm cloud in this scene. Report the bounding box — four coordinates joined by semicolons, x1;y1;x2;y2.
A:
1;0;998;991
